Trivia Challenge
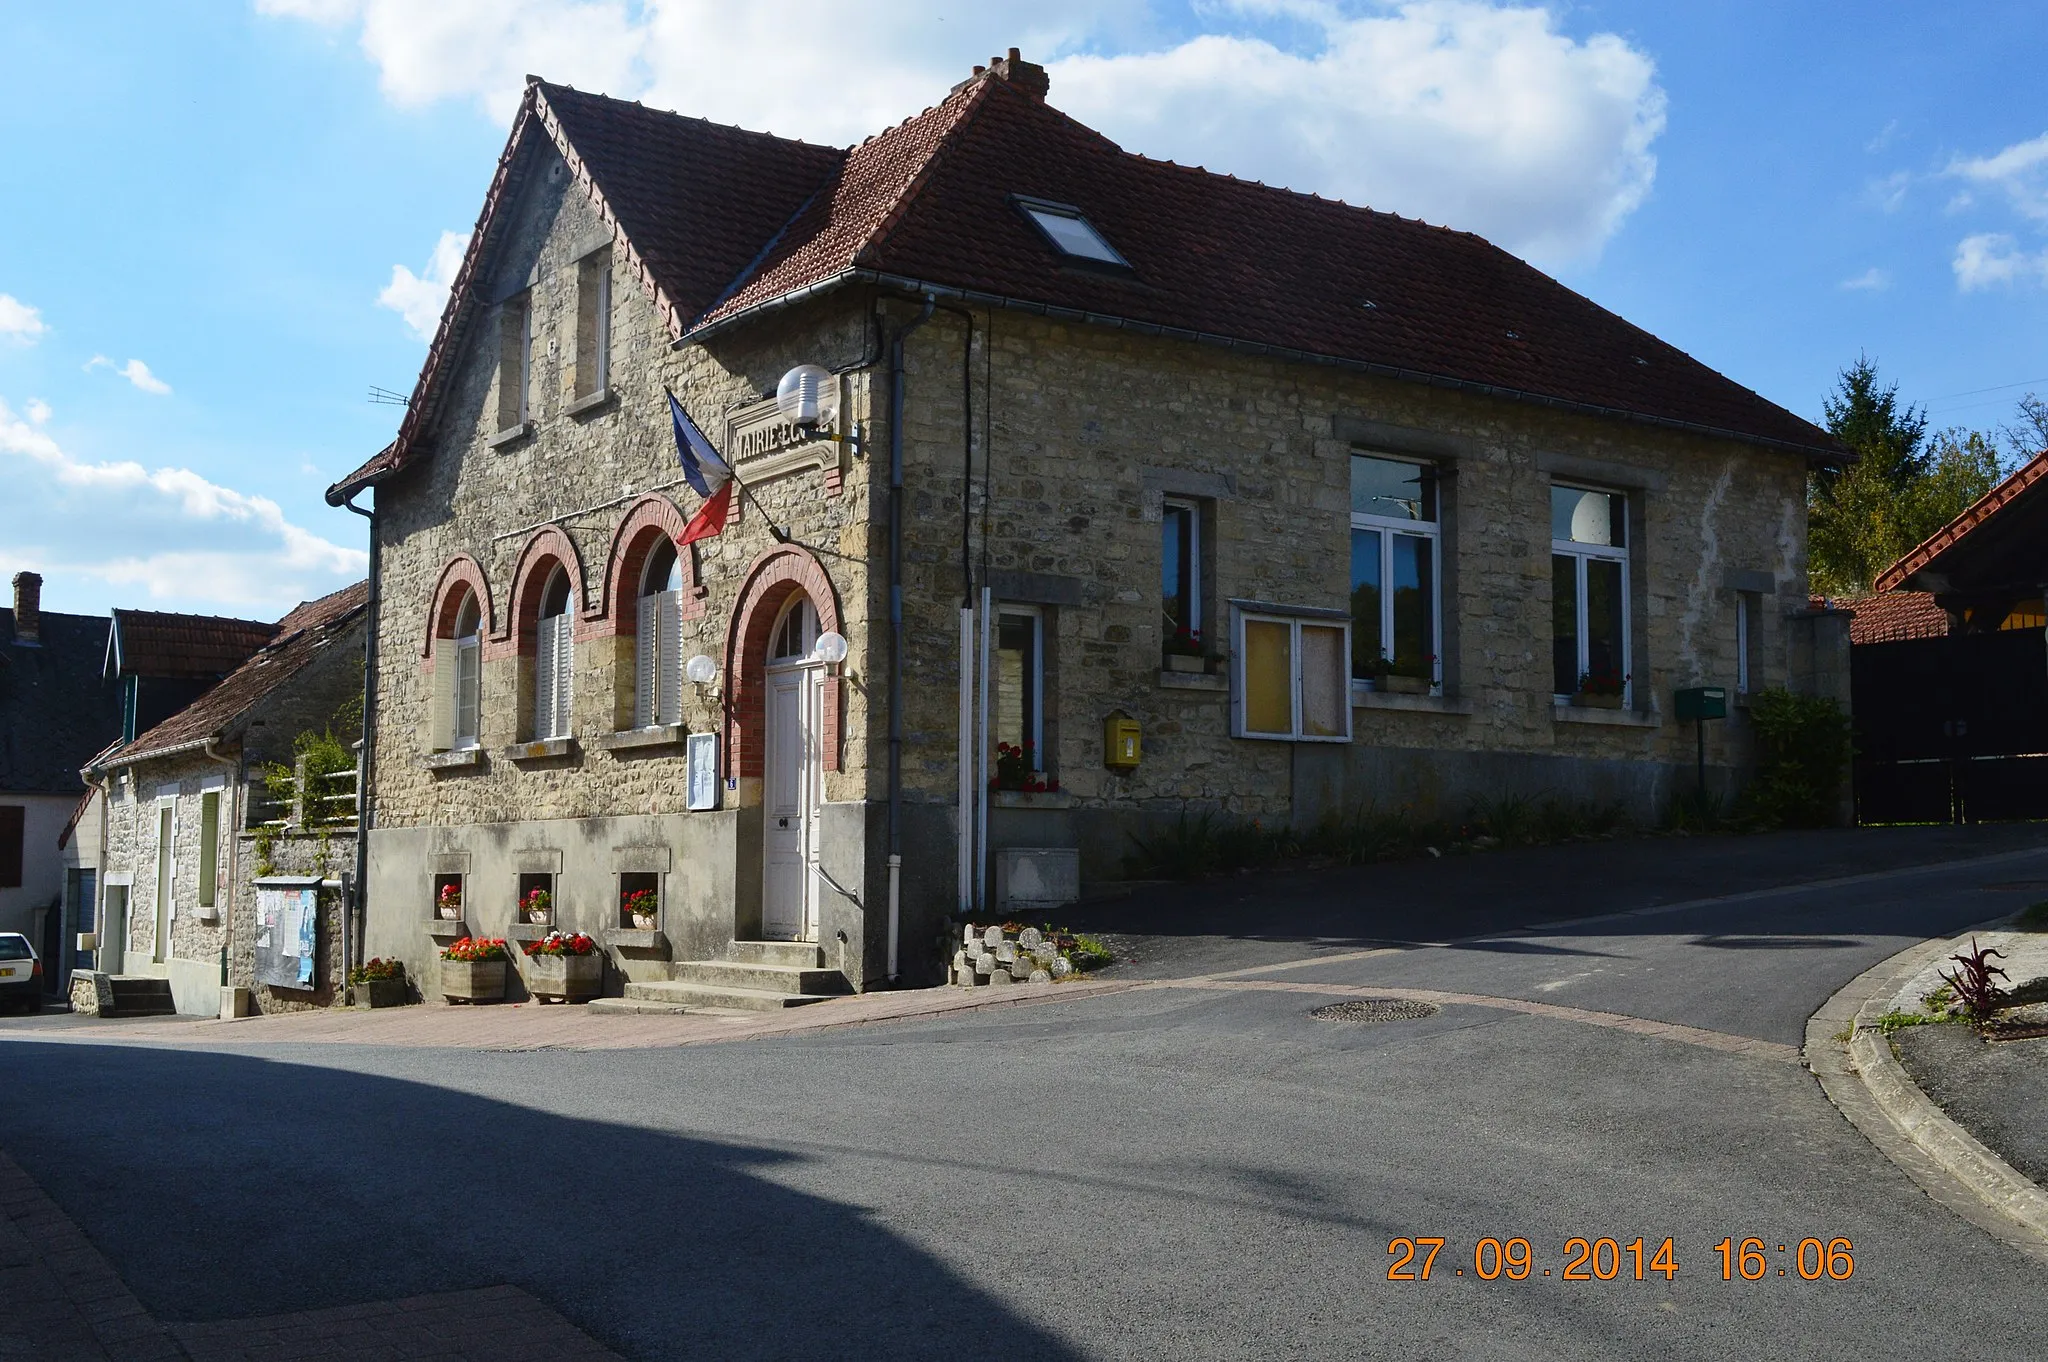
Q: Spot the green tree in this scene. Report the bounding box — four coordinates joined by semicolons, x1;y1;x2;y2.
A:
1807;359;2010;594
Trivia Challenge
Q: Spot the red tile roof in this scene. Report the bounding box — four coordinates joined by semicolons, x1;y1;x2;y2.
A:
107;610;278;680
1874;449;2048;592
331;62;1840;502
1827;592;1952;645
99;582;369;767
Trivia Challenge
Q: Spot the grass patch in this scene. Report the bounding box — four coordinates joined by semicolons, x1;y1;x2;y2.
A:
2014;900;2048;933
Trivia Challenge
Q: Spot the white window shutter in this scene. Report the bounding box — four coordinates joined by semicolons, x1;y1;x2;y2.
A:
660;589;685;726
534;615;557;739
635;595;658;728
429;651;456;750
456;639;480;746
555;610;575;736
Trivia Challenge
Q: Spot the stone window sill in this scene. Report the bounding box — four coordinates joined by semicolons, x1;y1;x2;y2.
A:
192;906;221;925
566;387;614;418
506;923;552;943
422;747;483;772
603;927;669;955
504;737;578;763
1552;704;1662;729
424;917;467;937
1156;670;1227;692
488;422;532;449
1352;687;1472;715
597;725;686;753
991;790;1073;810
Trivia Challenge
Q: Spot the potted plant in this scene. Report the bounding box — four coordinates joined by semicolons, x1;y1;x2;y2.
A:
1383;655;1435;696
521;886;552;925
1575;669;1628;709
441;937;508;1004
622;888;659;930
436;883;463;920
1353;652;1391;692
1163;626;1206;674
350;957;409;1009
990;743;1060;798
522;931;602;1003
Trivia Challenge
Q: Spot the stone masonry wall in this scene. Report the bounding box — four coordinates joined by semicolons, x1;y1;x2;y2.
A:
369;136;878;833
888;308;1810;827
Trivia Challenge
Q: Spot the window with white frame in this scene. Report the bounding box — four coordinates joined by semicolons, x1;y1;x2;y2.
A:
1161;499;1202;663
1349;452;1440;687
1550;485;1630;700
429;591;483;752
1231;605;1351;742
634;540;685;728
995;607;1044;770
197;788;220;908
533;568;575;740
1736;591;1758;694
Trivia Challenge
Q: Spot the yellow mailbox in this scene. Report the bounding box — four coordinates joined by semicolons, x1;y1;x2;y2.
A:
1104;711;1142;769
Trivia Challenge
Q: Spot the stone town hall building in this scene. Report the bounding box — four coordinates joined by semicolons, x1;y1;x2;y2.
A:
330;52;1843;1001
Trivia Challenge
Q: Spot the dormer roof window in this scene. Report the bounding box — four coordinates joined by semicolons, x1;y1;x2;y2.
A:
1014;196;1129;268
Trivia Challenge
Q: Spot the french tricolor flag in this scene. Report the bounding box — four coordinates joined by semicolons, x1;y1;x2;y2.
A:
668;390;734;544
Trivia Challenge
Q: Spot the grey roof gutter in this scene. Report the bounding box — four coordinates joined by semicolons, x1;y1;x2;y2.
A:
679;267;1847;464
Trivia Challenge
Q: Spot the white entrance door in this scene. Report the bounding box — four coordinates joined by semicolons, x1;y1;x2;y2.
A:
762;664;821;940
153;802;175;964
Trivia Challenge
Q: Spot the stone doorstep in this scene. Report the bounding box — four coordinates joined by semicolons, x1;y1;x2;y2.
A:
619;979;835;1012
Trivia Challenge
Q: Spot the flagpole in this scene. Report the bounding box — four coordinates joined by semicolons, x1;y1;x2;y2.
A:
730;475;788;543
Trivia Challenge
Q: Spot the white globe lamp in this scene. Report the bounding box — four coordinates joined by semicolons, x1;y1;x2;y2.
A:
776;364;835;428
685;654;718;686
812;630;849;665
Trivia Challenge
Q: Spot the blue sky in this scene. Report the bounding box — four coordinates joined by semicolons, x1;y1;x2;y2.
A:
2;1;2044;618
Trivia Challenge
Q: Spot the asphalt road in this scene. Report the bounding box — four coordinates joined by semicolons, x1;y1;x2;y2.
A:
5;826;2048;1360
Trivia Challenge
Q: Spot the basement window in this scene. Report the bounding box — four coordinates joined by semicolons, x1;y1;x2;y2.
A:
1014;197;1129;268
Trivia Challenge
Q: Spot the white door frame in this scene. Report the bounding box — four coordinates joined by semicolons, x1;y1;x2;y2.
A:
152;798;176;964
761;659;823;942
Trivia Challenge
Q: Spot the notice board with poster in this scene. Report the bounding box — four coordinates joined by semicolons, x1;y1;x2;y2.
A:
253;877;321;990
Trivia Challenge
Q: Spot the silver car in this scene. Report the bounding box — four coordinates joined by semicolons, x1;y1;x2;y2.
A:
0;933;43;1013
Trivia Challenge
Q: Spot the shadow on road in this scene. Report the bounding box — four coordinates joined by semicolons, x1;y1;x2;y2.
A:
0;1042;1079;1362
1067;825;2048;977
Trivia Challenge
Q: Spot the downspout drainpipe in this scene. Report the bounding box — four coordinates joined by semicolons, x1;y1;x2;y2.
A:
201;739;238;1012
343;490;379;1002
886;295;936;983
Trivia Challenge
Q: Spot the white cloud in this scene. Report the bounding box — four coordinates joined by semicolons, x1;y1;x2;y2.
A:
1948;131;2048;221
378;229;471;340
1953;233;2048;291
1865;119;1899;154
0;294;47;344
0;397;366;614
261;0;1667;268
24;399;51;424
1839;267;1890;292
1864;170;1909;213
85;355;173;395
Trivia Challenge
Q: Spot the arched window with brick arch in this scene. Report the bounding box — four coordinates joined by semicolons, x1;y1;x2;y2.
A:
505;527;587;743
430;586;484;752
635;539;685;728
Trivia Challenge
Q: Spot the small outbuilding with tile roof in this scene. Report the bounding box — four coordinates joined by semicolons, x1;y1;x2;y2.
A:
328;51;1851;998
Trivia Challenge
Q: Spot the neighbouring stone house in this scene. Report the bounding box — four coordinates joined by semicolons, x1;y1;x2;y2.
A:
77;583;368;1015
2;572;122;993
327;52;1844;999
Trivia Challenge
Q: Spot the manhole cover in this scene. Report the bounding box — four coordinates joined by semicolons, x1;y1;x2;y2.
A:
1310;998;1440;1024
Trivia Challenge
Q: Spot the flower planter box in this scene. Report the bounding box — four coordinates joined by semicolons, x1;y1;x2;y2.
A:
353;978;409;1009
631;913;658;931
525;952;602;1003
442;959;508;1004
1573;692;1625;710
1163;654;1206;674
1381;675;1431;695
437;905;462;921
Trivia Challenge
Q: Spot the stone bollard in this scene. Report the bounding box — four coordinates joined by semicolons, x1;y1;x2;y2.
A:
1029;968;1052;984
983;925;1004;950
1018;927;1043;951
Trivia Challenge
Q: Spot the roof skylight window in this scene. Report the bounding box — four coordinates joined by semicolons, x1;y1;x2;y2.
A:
1014;197;1129;268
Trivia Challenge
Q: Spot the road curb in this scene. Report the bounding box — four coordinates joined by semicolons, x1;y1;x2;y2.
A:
1805;919;2048;1264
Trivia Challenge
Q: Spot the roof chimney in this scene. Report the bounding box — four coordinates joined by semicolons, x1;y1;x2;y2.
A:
987;47;1049;101
11;571;42;645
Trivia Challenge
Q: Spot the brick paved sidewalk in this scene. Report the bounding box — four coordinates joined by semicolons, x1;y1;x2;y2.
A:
0;1150;620;1361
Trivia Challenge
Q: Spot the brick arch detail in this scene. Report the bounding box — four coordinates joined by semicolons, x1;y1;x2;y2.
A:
497;524;589;660
597;494;707;635
421;554;495;660
723;544;844;779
